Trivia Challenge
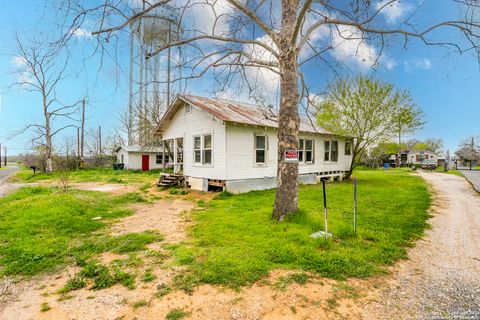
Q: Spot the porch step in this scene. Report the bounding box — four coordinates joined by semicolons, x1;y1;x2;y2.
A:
157;173;189;188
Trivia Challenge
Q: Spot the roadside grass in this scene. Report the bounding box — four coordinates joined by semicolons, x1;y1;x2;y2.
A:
12;167;165;184
171;170;431;288
0;186;160;277
434;166;464;177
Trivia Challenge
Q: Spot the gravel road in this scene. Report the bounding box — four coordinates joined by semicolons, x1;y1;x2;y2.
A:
368;172;480;319
0;166;19;197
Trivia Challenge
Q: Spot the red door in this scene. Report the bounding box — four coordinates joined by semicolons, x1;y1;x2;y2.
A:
141;155;149;171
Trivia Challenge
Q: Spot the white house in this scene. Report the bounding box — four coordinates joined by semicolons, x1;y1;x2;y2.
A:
116;145;169;171
407;150;438;165
154;95;354;193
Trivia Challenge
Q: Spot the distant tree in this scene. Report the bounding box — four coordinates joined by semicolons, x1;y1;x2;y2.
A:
412;138;444;154
12;35;81;173
456;136;480;164
316;76;424;178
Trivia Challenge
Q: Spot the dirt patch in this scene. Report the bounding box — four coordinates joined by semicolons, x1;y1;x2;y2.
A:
0;268;382;320
71;182;141;195
110;200;196;243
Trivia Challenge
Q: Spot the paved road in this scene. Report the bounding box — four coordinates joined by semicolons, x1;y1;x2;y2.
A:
0;166;19;197
458;169;480;193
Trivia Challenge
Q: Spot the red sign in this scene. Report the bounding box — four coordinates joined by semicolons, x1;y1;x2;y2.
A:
285;150;299;163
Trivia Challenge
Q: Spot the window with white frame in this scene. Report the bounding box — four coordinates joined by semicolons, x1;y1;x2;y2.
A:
299;138;314;163
193;136;201;164
121;154;124;163
255;134;267;164
324;140;338;162
324;141;330;161
193;134;213;165
156;154;162;164
203;134;212;165
345;141;352;156
185;104;192;114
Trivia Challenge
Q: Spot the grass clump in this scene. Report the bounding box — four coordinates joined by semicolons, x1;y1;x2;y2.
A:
274;273;309;291
434;166;464;177
155;286;172;298
58;275;87;294
166;309;189;320
142;269;156;283
176;170;430;287
132;299;148;308
40;302;51;312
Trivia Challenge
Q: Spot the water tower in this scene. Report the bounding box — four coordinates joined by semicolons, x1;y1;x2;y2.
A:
128;2;182;145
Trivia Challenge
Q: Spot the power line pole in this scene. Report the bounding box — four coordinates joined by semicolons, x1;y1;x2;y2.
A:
4;146;6;166
81;98;85;159
77;127;80;159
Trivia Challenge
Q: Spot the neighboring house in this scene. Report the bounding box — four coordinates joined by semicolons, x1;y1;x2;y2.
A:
153;95;354;193
407;150;438;165
115;145;169;171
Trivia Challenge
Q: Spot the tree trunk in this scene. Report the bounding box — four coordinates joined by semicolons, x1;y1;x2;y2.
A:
272;0;300;221
45;114;53;173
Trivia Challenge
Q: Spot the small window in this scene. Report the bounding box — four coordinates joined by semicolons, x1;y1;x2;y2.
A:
255;134;267;164
185;104;192;114
156;154;162;164
324;141;330;162
331;141;338;162
202;134;212;165
193;136;201;164
345;141;352;156
121;154;124;163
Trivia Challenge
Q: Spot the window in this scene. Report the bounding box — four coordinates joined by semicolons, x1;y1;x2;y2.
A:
194;136;201;164
185;104;192;114
324;141;330;162
255;134;267;164
203;135;212;165
331;141;338;162
345;141;352;156
324;140;338;162
156;154;162;164
305;139;314;163
193;134;213;165
121;154;124;163
299;138;314;163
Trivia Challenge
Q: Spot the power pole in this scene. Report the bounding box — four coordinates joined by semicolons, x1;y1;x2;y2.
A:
77;127;80;159
4;146;6;166
98;125;102;155
81;98;85;159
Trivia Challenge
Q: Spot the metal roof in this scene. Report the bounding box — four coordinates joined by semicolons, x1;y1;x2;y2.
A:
116;145;164;153
155;95;333;135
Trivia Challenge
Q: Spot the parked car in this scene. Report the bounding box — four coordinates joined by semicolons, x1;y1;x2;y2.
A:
421;159;437;170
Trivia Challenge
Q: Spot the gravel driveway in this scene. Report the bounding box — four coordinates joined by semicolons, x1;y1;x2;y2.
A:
368;172;480;319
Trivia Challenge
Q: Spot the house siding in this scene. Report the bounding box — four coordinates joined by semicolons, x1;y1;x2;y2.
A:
224;123;352;181
161;102;226;180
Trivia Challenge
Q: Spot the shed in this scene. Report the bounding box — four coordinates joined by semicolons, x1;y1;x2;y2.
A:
115;145;169;171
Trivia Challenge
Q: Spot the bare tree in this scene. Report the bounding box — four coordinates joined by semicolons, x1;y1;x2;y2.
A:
57;0;480;220
12;35;81;173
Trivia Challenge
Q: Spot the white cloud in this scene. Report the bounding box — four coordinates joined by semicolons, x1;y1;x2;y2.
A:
331;25;397;70
11;56;27;67
375;0;413;24
404;58;433;72
71;27;92;38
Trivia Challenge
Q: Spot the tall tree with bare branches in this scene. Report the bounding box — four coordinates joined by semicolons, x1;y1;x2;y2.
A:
13;35;81;173
57;0;480;220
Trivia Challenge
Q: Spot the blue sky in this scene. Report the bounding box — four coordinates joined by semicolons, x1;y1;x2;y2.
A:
0;1;479;156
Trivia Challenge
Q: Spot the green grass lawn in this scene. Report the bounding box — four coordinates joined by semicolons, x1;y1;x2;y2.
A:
434;166;464;177
0;187;160;277
173;170;431;287
12;167;166;184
